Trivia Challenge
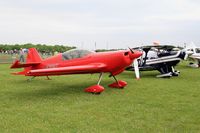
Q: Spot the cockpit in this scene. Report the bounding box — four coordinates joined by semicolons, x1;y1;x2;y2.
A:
62;49;94;60
144;47;180;59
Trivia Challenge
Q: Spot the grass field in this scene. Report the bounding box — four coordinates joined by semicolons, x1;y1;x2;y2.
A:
0;62;200;132
0;54;16;63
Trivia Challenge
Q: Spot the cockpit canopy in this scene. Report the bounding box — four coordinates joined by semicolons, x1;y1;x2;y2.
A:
62;49;94;60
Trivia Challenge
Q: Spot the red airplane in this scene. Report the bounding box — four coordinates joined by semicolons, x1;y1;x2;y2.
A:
10;48;142;94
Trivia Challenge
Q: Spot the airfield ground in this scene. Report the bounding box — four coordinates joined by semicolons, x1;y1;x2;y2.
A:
0;62;200;132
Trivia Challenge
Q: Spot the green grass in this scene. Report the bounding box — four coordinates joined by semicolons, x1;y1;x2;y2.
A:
0;62;200;132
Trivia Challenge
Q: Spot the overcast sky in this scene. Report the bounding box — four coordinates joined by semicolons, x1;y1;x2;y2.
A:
0;0;200;49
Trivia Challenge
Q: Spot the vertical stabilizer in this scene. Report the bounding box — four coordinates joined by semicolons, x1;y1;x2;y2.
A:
10;48;42;75
26;48;42;63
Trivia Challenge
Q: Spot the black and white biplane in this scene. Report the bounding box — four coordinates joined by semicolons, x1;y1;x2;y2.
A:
127;45;186;78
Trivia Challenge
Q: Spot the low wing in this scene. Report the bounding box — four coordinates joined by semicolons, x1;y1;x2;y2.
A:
26;63;106;76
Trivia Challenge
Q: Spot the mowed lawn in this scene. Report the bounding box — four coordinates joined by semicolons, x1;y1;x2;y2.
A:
0;62;200;132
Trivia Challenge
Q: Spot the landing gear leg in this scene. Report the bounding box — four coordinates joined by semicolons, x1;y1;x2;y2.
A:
171;66;180;76
46;76;51;80
27;76;35;82
108;75;127;88
157;66;172;78
97;73;103;85
113;76;119;84
84;73;105;94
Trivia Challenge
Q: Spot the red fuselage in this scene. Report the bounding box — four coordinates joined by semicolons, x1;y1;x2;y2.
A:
25;50;142;76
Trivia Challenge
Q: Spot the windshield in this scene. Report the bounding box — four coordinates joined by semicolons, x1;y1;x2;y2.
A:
62;49;94;60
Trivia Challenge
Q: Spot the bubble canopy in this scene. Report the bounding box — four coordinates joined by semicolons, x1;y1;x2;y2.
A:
62;49;94;60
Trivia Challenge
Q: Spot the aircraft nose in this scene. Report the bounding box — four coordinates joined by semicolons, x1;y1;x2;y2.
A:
135;51;143;58
129;50;142;60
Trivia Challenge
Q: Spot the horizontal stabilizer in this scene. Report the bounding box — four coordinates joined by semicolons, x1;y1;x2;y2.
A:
10;60;40;69
11;71;28;75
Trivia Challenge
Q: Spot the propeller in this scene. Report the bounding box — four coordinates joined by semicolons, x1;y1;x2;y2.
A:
128;47;140;79
128;47;134;53
133;58;140;80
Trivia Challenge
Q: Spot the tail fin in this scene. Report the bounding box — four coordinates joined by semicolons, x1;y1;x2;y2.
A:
10;48;42;69
26;48;42;63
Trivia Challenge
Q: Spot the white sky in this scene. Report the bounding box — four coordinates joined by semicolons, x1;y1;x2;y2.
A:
0;0;200;49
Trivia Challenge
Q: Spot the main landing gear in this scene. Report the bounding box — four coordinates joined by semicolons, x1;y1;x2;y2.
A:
157;66;180;78
85;73;127;95
108;75;127;88
85;73;105;95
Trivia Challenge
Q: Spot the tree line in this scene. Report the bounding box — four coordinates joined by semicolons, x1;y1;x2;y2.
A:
0;43;76;53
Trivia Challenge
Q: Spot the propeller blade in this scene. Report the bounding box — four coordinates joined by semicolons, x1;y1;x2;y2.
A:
133;59;140;80
128;47;134;53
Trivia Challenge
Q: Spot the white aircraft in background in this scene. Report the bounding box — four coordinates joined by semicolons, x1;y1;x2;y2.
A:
185;42;200;68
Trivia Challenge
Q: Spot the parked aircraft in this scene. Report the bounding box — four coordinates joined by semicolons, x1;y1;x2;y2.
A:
184;42;200;68
126;45;186;78
11;48;142;94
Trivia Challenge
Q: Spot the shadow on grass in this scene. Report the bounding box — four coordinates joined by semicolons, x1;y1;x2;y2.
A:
121;70;159;79
11;76;120;100
15;81;92;95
